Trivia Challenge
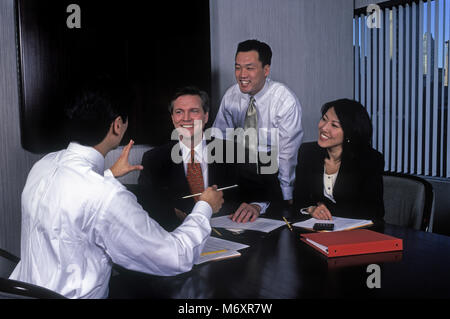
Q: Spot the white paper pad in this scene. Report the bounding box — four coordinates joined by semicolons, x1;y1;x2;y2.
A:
293;216;373;232
195;236;249;265
210;216;287;233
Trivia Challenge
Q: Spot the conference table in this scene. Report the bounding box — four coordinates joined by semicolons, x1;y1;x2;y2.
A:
108;204;450;300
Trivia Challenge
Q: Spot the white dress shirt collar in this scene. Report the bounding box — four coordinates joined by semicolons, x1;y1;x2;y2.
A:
252;77;271;101
67;142;105;175
179;137;207;164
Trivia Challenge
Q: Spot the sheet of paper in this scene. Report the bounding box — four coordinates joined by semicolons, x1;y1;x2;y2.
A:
195;250;241;265
210;216;287;233
293;216;373;232
202;236;249;252
195;236;249;265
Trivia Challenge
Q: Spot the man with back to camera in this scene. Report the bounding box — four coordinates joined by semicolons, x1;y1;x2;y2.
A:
213;39;304;214
9;79;224;299
138;86;272;228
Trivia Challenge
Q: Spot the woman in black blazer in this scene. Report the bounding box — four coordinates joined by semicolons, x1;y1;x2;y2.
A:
293;99;384;223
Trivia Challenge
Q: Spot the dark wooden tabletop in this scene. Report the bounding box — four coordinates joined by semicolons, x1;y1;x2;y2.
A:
108;204;450;299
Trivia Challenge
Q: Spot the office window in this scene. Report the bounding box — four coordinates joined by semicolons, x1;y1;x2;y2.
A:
354;0;450;178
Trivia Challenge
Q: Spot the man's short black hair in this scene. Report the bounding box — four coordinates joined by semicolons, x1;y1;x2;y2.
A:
168;86;210;114
64;77;131;146
236;39;272;67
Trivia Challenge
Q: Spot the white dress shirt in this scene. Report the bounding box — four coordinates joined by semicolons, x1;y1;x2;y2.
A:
178;139;269;214
323;169;338;203
212;78;304;200
10;142;212;299
299;168;339;215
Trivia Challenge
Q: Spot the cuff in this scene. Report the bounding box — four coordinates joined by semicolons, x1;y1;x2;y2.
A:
300;206;314;215
193;200;213;220
281;186;293;201
250;202;270;215
104;169;114;178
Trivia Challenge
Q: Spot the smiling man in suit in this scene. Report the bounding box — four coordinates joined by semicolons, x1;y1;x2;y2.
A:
138;86;273;230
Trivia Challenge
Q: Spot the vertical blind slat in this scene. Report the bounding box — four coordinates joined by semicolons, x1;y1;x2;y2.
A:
404;4;411;173
384;8;391;171
432;0;440;176
392;7;398;171
417;1;424;174
398;5;404;172
410;2;417;174
425;0;432;175
368;21;373;125
373;18;378;149
446;0;450;178
361;14;366;111
378;10;384;152
355;18;360;102
439;0;446;176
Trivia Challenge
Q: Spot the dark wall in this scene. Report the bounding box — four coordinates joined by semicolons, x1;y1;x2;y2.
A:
16;0;211;153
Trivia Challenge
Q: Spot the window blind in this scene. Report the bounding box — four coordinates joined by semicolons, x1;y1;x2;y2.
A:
354;0;450;178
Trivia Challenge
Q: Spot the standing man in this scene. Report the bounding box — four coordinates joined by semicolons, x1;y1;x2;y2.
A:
213;39;303;204
10;79;223;299
138;86;269;229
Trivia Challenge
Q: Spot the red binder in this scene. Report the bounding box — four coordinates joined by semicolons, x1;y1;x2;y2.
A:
300;229;403;258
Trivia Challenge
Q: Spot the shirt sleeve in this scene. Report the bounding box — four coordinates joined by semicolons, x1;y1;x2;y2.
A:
94;186;212;276
249;201;270;215
274;98;304;200
212;94;236;140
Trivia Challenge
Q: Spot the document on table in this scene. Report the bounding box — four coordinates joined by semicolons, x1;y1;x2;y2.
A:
195;236;249;265
293;216;373;232
210;216;287;233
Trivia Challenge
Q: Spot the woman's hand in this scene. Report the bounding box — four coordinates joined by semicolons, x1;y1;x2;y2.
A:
110;140;144;178
310;202;333;220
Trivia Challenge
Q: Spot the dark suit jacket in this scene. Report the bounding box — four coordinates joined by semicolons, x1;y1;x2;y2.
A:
138;138;280;230
293;142;385;223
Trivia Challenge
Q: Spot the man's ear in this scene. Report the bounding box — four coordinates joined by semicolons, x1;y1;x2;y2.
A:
263;64;270;77
111;116;123;136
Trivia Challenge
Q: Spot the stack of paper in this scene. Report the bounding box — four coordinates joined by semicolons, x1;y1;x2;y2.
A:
293;216;373;232
195;236;249;265
210;216;286;233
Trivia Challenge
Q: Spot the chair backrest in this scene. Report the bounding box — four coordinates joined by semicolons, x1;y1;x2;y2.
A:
0;249;19;279
0;277;66;299
0;249;66;299
382;172;435;232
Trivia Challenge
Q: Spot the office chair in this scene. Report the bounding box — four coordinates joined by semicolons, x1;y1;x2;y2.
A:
0;277;66;299
382;172;435;232
0;249;66;299
0;248;19;278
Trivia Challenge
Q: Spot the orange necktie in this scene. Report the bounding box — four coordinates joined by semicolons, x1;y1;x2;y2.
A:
186;149;204;201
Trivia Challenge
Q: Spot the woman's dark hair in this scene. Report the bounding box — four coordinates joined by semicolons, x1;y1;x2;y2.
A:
321;98;373;158
64;77;131;146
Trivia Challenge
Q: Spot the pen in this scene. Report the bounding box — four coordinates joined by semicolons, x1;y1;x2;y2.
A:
201;249;227;256
181;184;239;199
212;227;223;237
283;217;293;232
